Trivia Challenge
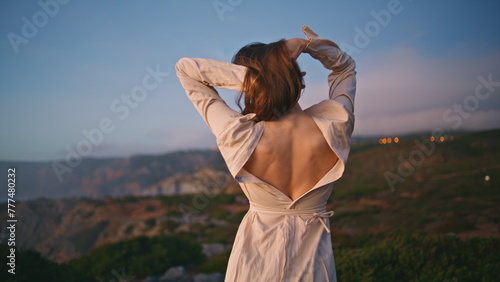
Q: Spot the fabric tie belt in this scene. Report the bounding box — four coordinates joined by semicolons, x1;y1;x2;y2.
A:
249;203;335;233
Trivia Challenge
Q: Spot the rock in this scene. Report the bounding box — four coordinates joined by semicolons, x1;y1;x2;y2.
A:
159;266;193;282
202;243;226;259
193;273;224;282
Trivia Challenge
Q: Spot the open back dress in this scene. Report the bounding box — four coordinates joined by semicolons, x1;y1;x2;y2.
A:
175;26;357;282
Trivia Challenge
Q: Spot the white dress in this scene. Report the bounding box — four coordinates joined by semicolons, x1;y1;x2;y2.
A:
176;26;357;282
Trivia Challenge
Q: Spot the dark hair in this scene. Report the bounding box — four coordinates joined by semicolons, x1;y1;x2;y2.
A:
232;39;304;121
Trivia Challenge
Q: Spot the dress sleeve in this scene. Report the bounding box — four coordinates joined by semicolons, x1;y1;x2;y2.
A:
302;25;357;114
175;57;248;137
300;26;357;183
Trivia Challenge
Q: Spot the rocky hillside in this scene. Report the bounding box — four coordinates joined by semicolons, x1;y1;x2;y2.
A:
3;193;248;263
0;149;240;201
1;129;499;268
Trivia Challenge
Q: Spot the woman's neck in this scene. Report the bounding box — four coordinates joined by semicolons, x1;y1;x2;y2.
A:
286;102;304;115
269;102;305;123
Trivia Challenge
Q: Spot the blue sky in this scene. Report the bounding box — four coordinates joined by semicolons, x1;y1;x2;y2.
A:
1;0;499;161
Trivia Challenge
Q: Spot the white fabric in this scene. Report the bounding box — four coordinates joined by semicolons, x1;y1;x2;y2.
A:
175;26;356;282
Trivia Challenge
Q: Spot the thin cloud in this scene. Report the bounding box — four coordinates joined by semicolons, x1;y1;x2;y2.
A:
302;45;500;136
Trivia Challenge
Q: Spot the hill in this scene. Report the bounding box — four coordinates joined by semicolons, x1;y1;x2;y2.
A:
0;149;239;201
0;129;498;280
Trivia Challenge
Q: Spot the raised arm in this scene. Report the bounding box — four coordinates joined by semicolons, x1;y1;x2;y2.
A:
301;25;357;113
175;58;248;136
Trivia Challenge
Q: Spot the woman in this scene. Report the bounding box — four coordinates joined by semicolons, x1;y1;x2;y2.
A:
176;25;356;282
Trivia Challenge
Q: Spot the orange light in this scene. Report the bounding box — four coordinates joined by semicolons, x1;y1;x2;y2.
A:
387;137;392;143
439;136;445;142
394;137;399;143
430;136;435;142
382;138;387;144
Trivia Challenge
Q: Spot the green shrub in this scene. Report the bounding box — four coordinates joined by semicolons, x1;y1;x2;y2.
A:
125;225;135;235
198;250;230;273
165;210;183;217
205;225;239;244
227;211;247;224
209;209;230;220
122;195;139;203
0;244;93;282
69;235;205;280
213;194;235;204
143;218;156;230
335;231;500;281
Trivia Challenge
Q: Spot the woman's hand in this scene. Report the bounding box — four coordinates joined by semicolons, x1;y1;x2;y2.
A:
284;38;310;60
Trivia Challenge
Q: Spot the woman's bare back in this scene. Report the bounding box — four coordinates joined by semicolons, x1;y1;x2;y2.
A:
243;108;339;201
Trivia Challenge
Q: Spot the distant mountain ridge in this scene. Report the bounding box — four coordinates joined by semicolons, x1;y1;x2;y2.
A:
0;149;238;201
0;129;494;202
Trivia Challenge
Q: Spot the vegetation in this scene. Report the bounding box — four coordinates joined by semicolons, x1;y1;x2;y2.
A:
161;219;180;233
198;250;231;274
334;231;500;281
2;232;498;281
194;231;500;280
124;224;135;235
143;218;157;230
122;195;139;203
0;244;93;282
4;130;499;280
165;209;183;217
68;235;205;280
